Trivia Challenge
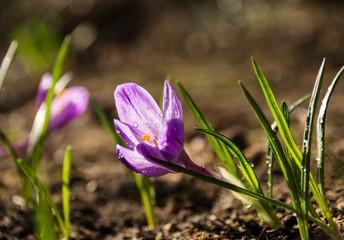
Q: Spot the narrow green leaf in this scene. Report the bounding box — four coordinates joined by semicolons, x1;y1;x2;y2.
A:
251;58;302;163
90;97;124;145
267;101;290;199
28;35;71;171
197;128;263;194
25;36;71;204
148;156;296;213
198;128;282;228
35;194;58;240
239;81;307;235
317;66;344;196
0;41;18;92
176;81;240;179
250;59;336;238
18;160;68;239
239;82;298;196
132;173;156;229
0;130;25;193
62;146;72;239
300;59;326;237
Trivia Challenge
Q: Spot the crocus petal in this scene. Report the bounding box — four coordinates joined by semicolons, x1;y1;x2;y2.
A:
36;73;52;107
178;149;221;179
117;145;171;177
114;119;144;148
163;81;183;122
48;87;89;132
159;118;185;161
114;83;163;138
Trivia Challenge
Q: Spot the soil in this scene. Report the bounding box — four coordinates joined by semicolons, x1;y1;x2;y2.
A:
1;1;344;239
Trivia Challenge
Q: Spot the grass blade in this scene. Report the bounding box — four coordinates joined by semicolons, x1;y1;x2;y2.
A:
300;59;326;238
62;146;72;239
90;97;124;145
176;81;240;179
239;81;309;237
132;173;156;229
197;128;282;228
317;66;344;196
28;36;71;171
239;82;298;196
0;41;18;92
18;160;68;239
0;130;26;193
267;94;310;199
35;194;58;240
148;156;295;212
267;101;289;198
251;58;302;162
197;128;263;194
25;36;71;204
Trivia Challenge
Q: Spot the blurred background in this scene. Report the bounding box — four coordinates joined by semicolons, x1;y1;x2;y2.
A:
1;0;344;142
1;1;344;238
0;0;344;211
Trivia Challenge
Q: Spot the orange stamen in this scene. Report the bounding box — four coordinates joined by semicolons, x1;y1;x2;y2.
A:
153;139;158;147
141;134;150;141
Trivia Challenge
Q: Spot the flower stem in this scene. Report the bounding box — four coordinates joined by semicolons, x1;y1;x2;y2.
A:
132;173;156;229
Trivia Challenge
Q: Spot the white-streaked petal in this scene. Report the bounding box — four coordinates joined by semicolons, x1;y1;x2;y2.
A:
114;83;163;137
116;145;171;177
162;81;183;122
48;86;89;131
114;119;143;148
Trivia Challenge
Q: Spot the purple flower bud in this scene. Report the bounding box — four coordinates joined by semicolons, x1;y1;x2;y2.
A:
0;74;89;156
114;81;219;178
48;86;89;132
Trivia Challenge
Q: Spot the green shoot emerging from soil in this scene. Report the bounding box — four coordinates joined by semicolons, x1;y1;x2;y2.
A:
148;58;344;240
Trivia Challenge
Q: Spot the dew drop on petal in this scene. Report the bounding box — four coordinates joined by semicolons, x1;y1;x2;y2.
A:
133;122;138;128
159;113;163;117
155;123;160;128
146;124;150;128
146;106;150;110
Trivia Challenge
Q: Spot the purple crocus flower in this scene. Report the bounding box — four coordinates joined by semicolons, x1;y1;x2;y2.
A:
0;74;89;155
36;74;89;132
114;81;219;178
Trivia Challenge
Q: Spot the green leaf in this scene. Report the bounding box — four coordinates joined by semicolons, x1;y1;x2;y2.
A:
62;146;72;239
18;160;68;239
0;130;25;193
28;35;71;171
0;41;18;92
176;81;240;179
148;156;295;213
251;58;302;163
239;81;308;236
90;97;124;145
198;128;282;228
317;66;344;197
132;173;156;229
25;36;71;205
34;194;58;240
300;59;326;236
197;128;263;194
